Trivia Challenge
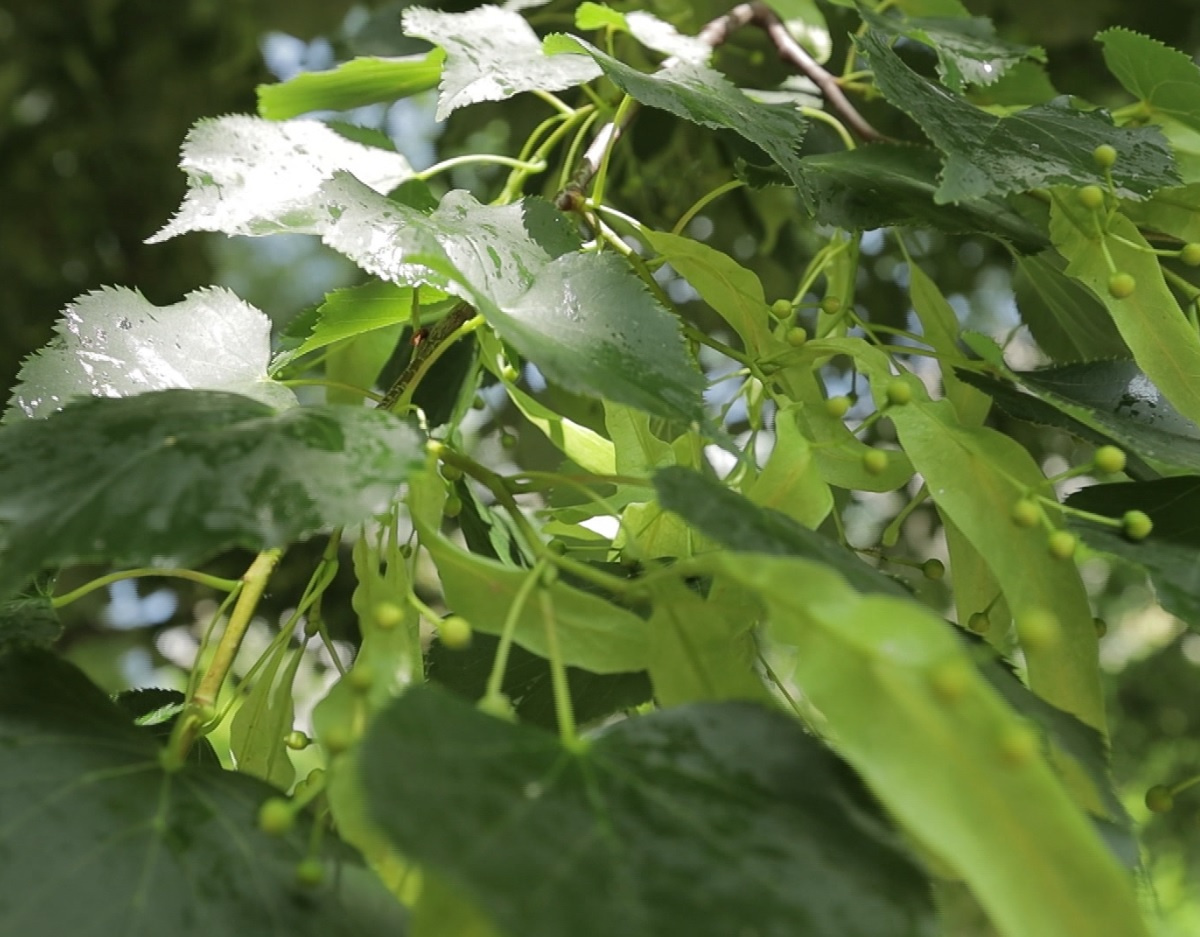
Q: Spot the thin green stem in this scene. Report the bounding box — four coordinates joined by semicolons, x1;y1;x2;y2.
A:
539;588;578;746
532;88;575;116
671;179;746;236
53;567;240;609
280;378;382;402
799;106;854;150
416;153;548;183
591;95;636;209
485;559;549;700
392;315;485;412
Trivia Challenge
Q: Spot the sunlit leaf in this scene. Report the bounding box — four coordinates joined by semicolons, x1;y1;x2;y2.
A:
361;686;937;937
0;390;422;599
5;287;295;422
148;116;413;242
0;648;407;936
258;49;445;119
860;31;1178;202
403;7;601;120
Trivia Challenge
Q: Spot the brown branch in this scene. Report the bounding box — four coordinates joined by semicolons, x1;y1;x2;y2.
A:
376;300;475;413
556;2;884;208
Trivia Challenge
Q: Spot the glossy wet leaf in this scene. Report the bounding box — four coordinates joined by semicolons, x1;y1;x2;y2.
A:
546;35;809;189
403;7;601;119
1014;252;1129;362
148;115;413;242
0;390;422;599
0;594;60;650
860;31;1178;202
361;685;937;937
796;145;1048;248
0;647;408;937
714;553;1148;937
5;287;295;421
1049;197;1200;427
417;519;649;674
864;7;1043;92
1099;29;1200;134
316;179;704;423
427;630;651;729
654;466;907;598
1067;478;1200;628
257;49;444;119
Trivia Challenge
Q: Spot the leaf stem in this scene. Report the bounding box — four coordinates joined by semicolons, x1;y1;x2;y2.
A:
416;153;548;183
484;558;548;700
672;179;746;236
539;588;579;747
52;567;241;609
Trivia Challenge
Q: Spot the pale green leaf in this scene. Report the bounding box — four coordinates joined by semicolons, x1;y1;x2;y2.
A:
5;287;295;422
403;7;601;120
148;116;412;242
1049;194;1200;427
1099;28;1200;134
746;403;834;527
714;553;1148;937
229;640;301;789
257;49;445;119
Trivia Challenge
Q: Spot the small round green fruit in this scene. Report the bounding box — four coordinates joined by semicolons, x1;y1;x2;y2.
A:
921;558;946;581
1047;530;1077;560
373;601;404;630
825;396;851;419
885;379;913;406
1093;616;1108;638
478;692;516;722
862;448;889;476
771;299;793;319
1181;243;1200;267
1093;445;1126;474
1018;609;1061;651
1093;144;1118;169
285;730;310;751
967;611;991;634
443;494;463;518
1077;185;1105;209
295;858;325;888
1122;509;1153;541
786;326;808;347
258;798;295;836
929;659;970;703
999;725;1039;766
1108;272;1136;299
819;296;842;316
1010;498;1041;528
1145;784;1175;813
438;615;473;649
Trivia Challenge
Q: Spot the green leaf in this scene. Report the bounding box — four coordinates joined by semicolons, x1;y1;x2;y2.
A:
402;7;602;120
796;145;1049;248
148;115;412;242
712;553;1148;937
0;390;423;599
5;287;296;422
863;8;1043;92
258;49;445;119
859;31;1178;202
1120;182;1200;242
417;519;649;674
361;686;936;937
746;403;834;527
1067;478;1200;628
230;640;302;789
1099;28;1200;134
0;647;407;936
427;630;651;729
643;230;778;355
1014;252;1129;362
546;35;809;189
1049;196;1200;427
654;466;908;598
0;594;61;651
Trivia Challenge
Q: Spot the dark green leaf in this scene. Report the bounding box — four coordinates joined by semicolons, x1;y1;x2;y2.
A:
547;35;809;190
0;648;407;936
654;466;909;598
863;8;1043;92
362;686;936;937
1067;478;1200;627
860;31;1179;202
113;687;221;765
0;390;422;599
1099;29;1200;135
426;631;651;729
797;144;1048;248
1014;253;1129;361
0;594;61;650
954;370;1161;481
257;49;445;119
403;7;602;119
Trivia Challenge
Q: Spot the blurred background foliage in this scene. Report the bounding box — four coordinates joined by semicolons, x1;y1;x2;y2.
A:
4;0;1200;930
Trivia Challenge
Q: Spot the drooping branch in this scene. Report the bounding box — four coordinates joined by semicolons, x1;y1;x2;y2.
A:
557;2;884;207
